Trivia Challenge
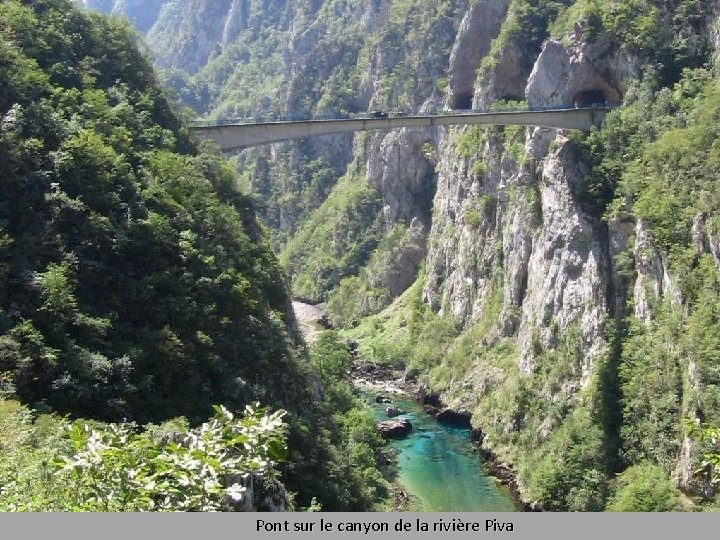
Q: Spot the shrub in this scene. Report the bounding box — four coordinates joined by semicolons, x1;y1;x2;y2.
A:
607;462;678;512
0;401;287;512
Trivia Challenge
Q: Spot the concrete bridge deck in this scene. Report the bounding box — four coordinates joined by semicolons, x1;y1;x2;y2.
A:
189;108;610;151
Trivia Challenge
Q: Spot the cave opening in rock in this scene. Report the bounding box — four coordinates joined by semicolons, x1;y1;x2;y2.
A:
573;89;608;108
451;92;473;110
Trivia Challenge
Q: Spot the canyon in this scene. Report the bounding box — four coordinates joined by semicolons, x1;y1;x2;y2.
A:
65;0;720;510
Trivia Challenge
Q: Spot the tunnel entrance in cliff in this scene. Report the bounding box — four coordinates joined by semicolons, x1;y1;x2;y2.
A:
573;89;608;108
451;92;473;110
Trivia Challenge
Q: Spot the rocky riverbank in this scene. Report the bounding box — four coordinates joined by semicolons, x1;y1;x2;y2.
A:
419;389;536;512
352;359;530;511
479;448;539;512
351;358;414;396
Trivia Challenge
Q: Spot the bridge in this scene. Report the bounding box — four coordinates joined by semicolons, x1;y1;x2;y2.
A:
189;107;610;151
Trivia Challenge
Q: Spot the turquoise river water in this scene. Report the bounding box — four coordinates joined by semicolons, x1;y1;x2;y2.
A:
361;389;517;512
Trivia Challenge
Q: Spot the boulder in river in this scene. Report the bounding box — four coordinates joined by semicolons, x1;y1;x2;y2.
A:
377;419;412;438
376;395;392;403
386;406;406;417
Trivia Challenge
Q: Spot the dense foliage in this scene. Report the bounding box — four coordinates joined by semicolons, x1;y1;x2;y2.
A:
285;332;390;511
0;400;287;511
686;421;720;490
0;0;309;423
327;224;427;326
606;462;679;511
551;0;709;84
280;170;384;303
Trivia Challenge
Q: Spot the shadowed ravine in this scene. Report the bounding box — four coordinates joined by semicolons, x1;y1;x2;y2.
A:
360;390;517;512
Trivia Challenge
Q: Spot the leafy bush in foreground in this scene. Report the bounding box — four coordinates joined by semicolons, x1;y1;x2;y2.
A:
0;401;286;512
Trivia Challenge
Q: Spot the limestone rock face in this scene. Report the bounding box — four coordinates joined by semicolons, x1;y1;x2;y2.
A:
424;127;610;382
693;212;720;268
366;129;438;227
419;14;653;431
147;0;250;72
526;38;634;108
423;126;505;323
474;38;529;110
517;140;609;377
632;219;681;322
448;0;510;109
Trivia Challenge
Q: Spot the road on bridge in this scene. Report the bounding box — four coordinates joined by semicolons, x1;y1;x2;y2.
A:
189;107;610;150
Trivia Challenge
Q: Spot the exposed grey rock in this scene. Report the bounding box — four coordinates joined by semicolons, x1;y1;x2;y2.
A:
386;406;406;418
474;36;529;110
377;418;412;438
423;124;610;421
448;0;510;109
516;138;609;379
366;129;438;227
693;212;720;268
633;219;681;322
526;37;634;108
422;125;506;323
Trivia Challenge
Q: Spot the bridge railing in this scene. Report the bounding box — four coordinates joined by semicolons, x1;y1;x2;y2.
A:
188;105;611;128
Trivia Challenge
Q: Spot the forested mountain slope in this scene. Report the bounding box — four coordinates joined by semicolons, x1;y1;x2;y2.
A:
0;0;310;423
76;0;720;510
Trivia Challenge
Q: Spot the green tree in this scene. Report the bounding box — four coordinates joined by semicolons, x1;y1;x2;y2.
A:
311;331;353;386
607;462;678;512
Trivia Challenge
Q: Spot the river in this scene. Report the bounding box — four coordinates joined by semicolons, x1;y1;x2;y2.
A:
361;389;517;512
